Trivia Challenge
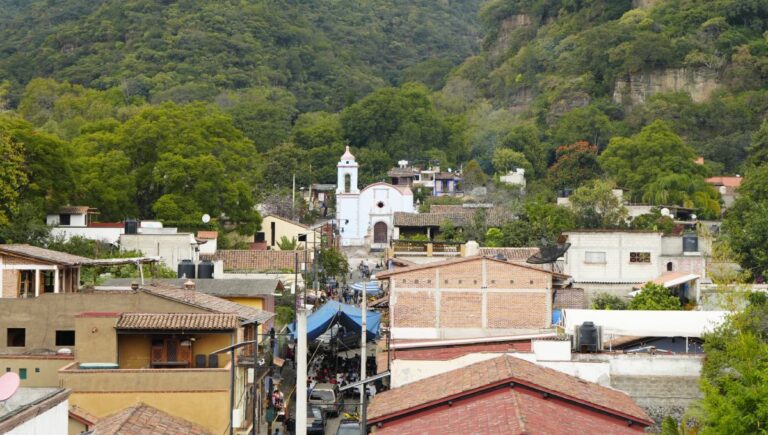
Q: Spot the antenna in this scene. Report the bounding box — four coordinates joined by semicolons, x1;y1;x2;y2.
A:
0;372;20;401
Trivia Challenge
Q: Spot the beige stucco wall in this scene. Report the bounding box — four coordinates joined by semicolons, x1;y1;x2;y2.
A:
261;215;320;250
0;356;72;387
118;333;233;369
75;316;118;364
0;292;212;353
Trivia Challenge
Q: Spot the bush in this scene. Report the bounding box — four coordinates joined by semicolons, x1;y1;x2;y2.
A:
590;293;627;310
628;283;682;310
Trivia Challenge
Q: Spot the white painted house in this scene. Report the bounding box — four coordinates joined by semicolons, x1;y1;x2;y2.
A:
335;147;415;249
563;230;706;301
47;206;125;245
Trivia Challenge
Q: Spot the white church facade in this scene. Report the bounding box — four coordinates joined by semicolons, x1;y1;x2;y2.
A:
336;146;414;249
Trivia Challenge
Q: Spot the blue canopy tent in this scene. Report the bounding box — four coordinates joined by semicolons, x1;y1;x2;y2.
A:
289;300;381;342
349;281;383;297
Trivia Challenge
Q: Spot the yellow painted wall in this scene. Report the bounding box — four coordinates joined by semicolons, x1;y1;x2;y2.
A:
69;391;229;434
117;333;233;369
68;418;88;435
118;335;151;369
262;215;320;250
0;357;72;387
74;316;118;364
225;297;263;310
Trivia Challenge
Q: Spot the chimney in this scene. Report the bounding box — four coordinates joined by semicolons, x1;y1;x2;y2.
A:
184;279;196;290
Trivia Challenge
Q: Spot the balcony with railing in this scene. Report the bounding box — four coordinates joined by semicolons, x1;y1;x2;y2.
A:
390;240;464;257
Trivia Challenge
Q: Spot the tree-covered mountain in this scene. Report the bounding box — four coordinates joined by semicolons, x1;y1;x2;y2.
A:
0;0;483;111
435;0;768;175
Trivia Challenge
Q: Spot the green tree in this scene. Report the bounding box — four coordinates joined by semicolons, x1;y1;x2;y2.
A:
491;148;533;175
500;123;546;177
340;83;450;163
292;112;343;150
548;141;601;189
699;293;768;433
630;209;676;233
627;283;682;310
551;106;614;149
599;120;708;203
569;179;627;229
218;87;298;152
484;227;505;247
437;219;464;243
277;236;298;251
461;159;488;190
746;118;768;167
723;164;768;279
591;293;627;310
317;248;349;285
0;129;27;226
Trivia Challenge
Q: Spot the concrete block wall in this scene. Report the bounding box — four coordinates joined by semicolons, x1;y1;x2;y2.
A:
611;375;702;422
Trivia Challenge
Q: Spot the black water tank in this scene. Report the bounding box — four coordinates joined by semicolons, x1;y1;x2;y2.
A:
177;259;196;279
197;261;214;279
683;233;698;252
579;321;599;352
125;219;138;235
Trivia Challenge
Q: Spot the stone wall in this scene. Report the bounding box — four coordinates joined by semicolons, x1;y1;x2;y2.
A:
611;375;702;422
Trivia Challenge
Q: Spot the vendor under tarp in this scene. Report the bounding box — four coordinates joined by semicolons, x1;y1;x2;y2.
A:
289;300;381;342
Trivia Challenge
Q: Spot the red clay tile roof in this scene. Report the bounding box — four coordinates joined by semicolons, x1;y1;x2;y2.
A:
706;176;742;188
375;255;568;279
69;405;98;426
196;231;219;239
478;247;540;261
116;313;238;330
140;284;274;324
0;244;93;265
202;250;300;272
91;403;211;435
395;206;509;228
367;355;652;426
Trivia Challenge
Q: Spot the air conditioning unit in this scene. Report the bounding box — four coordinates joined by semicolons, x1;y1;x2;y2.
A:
572;321;603;353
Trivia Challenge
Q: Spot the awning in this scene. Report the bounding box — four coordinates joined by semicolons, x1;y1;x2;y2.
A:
631;272;700;292
289;300;381;341
350;281;383;296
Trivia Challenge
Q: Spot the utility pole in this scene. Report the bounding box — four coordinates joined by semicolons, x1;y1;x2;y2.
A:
296;306;308;435
359;275;367;435
292;173;296;221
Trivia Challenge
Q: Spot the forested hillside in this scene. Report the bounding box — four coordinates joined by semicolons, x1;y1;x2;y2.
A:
0;0;482;111
2;0;768;254
436;0;768;175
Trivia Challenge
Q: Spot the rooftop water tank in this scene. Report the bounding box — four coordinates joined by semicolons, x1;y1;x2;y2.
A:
177;259;196;279
197;261;214;279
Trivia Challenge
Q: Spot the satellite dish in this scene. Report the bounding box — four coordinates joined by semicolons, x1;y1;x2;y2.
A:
202;214;211;223
660;208;670;217
0;372;20;401
527;242;571;264
691;214;697;221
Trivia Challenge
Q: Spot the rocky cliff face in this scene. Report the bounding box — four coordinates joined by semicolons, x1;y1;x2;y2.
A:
613;68;719;106
489;14;533;59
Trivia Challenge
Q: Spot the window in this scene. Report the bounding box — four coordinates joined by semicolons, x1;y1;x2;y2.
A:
59;214;71;226
270;222;276;247
55;330;75;346
18;270;35;298
42;271;55;293
376;201;384;208
7;328;25;347
584;252;607;264
344;174;351;193
630;252;651;263
18;368;26;380
667;261;674;272
254;232;265;243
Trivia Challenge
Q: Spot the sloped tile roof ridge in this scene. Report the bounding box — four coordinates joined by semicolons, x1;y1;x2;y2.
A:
376;255;566;279
0;244;93;265
367;354;652;425
91;402;212;434
140;283;274;324
117;312;239;330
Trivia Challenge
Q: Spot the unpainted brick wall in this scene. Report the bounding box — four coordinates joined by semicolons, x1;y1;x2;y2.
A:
393;291;436;328
440;292;482;328
487;292;548;328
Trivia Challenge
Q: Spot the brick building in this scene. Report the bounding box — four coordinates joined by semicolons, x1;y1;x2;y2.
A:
367;354;653;434
376;256;570;340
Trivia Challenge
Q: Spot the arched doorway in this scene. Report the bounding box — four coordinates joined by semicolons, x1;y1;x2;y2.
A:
373;222;388;244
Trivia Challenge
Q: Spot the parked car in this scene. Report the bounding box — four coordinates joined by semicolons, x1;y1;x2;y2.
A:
306;405;326;434
336;419;361;435
309;383;343;417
